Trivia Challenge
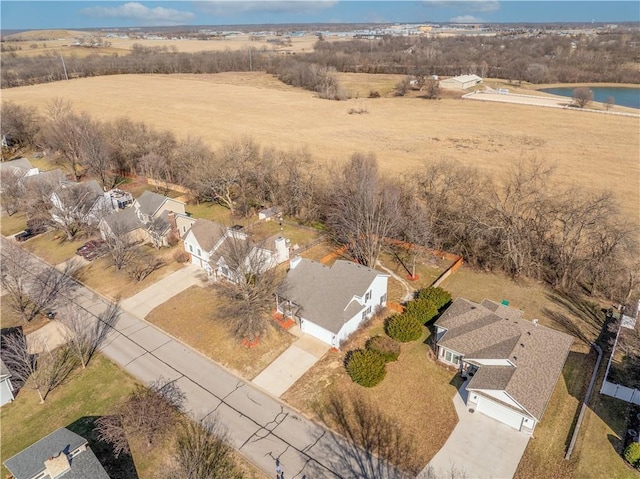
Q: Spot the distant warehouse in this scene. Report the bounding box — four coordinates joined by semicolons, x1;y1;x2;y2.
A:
440;74;483;90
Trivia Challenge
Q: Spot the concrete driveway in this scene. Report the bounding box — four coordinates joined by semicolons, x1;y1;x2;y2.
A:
120;264;207;318
252;333;329;397
423;381;530;479
26;321;69;354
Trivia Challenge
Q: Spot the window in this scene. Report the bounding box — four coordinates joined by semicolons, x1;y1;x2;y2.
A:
380;293;387;305
366;305;372;315
197;248;201;256
188;244;193;253
183;226;186;232
365;290;371;301
444;350;460;365
362;311;366;320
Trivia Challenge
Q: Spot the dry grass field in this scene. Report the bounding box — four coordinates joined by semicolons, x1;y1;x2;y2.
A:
3;72;637;220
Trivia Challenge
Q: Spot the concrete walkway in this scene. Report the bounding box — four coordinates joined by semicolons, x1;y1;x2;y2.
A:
120;264;208;318
423;381;530;479
252;333;329;397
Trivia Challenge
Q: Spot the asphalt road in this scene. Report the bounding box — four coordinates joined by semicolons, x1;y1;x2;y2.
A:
1;237;403;479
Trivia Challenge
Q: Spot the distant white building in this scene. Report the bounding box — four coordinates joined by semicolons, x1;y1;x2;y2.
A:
440;74;483;90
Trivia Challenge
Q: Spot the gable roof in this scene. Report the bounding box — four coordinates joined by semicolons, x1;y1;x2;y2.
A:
447;74;483;83
102;207;143;234
277;259;387;334
3;427;109;479
22;169;67;190
135;190;169;217
0;158;33;176
436;298;573;421
187;219;227;252
54;180;104;213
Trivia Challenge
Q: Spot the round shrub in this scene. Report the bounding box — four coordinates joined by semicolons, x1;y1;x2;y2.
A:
366;335;401;362
385;314;423;342
417;287;452;310
346;348;386;387
405;299;438;324
624;442;640;469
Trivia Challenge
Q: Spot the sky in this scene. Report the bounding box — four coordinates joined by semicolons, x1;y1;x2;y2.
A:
1;1;639;31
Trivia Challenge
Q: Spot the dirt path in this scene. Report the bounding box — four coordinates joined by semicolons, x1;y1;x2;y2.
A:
376;260;415;302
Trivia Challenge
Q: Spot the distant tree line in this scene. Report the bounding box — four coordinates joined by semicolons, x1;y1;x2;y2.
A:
2;30;638;89
2;100;638;304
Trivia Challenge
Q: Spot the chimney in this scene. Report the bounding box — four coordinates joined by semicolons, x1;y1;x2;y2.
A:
274;237;290;264
44;452;71;478
532;319;538;327
289;254;302;270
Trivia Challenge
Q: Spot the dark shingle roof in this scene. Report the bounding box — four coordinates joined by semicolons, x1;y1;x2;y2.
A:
135;190;167;216
3;427;108;479
277;259;386;334
436;298;574;421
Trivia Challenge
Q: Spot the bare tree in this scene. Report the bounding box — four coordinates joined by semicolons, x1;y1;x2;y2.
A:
572;87;594;108
172;415;243;479
81;121;117;190
103;219;138;271
127;252;164;282
326;153;403;267
39;99;89;181
215;233;279;342
0;169;24;216
1;331;77;403
319;390;421;477
0;101;41;151
97;378;185;452
59;301;120;369
422;78;440;99
605;96;615;110
394;76;411;96
50;182;107;240
0;243;77;322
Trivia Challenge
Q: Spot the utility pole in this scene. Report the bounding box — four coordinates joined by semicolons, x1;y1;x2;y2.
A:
60;54;69;80
249;48;252;72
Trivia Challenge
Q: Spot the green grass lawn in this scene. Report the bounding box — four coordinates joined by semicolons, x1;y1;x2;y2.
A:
0;355;139;477
22;230;88;266
185;201;246;225
146;285;295;379
0;211;28;236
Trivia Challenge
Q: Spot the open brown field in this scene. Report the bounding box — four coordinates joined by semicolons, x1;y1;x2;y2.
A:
3;72;639;220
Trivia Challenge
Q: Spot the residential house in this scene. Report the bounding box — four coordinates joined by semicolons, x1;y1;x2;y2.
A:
183;219;289;280
0;157;39;182
434;298;574;434
258;206;281;221
100;190;188;247
50;180;114;228
276;257;389;348
440;74;483;90
0;359;15;407
3;427;110;479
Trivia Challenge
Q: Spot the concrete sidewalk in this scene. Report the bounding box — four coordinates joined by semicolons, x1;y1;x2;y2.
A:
120;264;208;318
423;381;530;479
252;334;329;397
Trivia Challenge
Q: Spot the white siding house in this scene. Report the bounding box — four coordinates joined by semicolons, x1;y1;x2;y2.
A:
276;257;389;348
434;298;573;434
0;360;15;407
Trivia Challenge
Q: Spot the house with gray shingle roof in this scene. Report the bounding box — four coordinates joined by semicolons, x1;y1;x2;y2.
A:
50;180;114;228
0;359;15;406
276;257;389;348
434;298;574;434
183;219;289;280
3;427;109;479
0;157;39;182
99;190;189;247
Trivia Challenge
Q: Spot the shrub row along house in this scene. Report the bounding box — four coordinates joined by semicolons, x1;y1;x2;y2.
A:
276;256;389;348
434;298;573;434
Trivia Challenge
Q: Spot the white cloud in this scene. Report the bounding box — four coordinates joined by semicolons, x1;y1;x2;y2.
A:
425;1;500;13
450;14;484;23
195;1;337;17
81;2;195;25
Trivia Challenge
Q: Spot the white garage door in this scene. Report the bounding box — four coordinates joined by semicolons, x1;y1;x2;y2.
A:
300;320;334;346
476;396;524;431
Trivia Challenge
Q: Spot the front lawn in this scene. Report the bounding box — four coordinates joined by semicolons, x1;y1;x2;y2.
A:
282;316;459;467
0;211;28;236
74;245;185;300
22;230;88;266
0;295;49;334
145;285;295;380
0;355;139;478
